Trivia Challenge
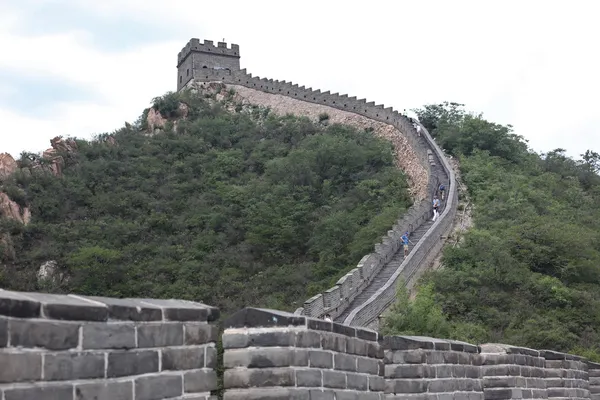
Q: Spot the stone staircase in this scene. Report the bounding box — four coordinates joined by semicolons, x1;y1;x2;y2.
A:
335;138;449;324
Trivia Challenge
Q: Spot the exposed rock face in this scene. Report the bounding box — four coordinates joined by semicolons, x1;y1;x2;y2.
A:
39;136;78;176
0;193;30;225
0;153;17;179
146;102;190;133
189;81;428;200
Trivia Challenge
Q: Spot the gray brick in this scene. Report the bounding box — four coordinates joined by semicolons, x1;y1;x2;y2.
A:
81;296;162;321
224;368;295;389
25;292;108;321
136;298;218;322
82;323;135;349
135;373;183;400
323;370;346;389
0;353;42;383
386;379;427;394
184;369;218;393
184;323;218;345
4;384;73;400
347;337;367;356
107;350;159;378
334;353;357;371
9;319;79;350
357;357;379;375
296;330;321;348
369;375;385;392
346;372;368;390
308;389;335;400
75;380;133;400
137;323;183;348
45;352;105;381
334;391;359;400
0;289;41;318
206;345;217;369
162;346;205;371
309;350;333;368
296;369;321;387
321;333;346;352
224;348;294;368
223;388;310;400
0;317;7;347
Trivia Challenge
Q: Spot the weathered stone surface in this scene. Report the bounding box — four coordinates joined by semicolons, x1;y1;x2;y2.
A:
0;352;42;383
75;380;133;400
21;292;108;321
135;373;183;400
162;346;205;370
184;369;218;393
224;368;295;389
224;307;305;329
9;318;80;350
184;323;218;345
137;298;219;322
137;322;183;348
82;323;136;349
4;384;73;400
107;350;159;378
45;352;105;381
296;369;322;387
0;317;7;347
81;296;162;321
0;289;41;318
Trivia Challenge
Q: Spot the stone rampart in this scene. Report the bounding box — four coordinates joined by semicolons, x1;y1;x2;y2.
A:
219;308;599;400
0;289;219;400
183;69;457;327
384;335;483;399
221;307;385;400
2;293;599;400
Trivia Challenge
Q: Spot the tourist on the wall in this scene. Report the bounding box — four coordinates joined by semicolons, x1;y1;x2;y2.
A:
432;196;441;221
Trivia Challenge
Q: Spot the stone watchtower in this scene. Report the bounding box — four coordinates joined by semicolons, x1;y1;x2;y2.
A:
176;38;240;91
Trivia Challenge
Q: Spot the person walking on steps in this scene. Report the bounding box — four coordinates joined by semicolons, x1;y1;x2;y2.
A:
432;196;441;221
401;231;414;257
439;183;446;200
416;124;422;137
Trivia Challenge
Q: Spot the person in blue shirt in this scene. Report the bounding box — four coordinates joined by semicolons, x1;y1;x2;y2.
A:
439;183;446;200
401;231;413;257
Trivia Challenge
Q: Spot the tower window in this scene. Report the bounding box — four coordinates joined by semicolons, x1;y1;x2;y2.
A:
186;69;189;76
179;76;182;83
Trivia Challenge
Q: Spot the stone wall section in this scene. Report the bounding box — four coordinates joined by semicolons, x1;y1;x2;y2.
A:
588;362;600;400
221;307;385;399
543;350;590;400
479;344;547;399
384;335;483;400
0;289;219;400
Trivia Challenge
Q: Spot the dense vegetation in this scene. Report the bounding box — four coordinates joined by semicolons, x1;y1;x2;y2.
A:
0;90;412;315
384;102;600;358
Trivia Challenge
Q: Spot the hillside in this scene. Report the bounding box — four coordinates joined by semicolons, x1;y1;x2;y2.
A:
384;102;600;358
0;89;412;315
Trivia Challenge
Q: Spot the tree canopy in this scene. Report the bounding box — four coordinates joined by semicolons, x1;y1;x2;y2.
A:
384;102;600;359
0;90;412;316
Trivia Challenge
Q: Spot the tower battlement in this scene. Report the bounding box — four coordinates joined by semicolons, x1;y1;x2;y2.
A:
177;38;240;67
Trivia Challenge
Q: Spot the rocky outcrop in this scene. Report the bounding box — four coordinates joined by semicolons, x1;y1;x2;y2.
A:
146;102;189;133
38;136;78;176
0;153;17;179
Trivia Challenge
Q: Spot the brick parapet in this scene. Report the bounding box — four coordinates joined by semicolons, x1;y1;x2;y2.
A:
0;289;219;400
222;307;385;399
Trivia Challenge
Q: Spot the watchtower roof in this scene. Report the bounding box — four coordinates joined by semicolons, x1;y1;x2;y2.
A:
177;38;240;67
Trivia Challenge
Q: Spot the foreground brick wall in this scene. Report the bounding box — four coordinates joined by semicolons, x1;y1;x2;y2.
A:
384;336;483;399
221;308;386;399
220;308;600;400
0;289;219;400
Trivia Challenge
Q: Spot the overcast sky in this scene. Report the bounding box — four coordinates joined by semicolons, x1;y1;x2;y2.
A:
1;0;598;159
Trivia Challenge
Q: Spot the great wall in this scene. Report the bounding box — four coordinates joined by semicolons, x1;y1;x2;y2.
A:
1;38;597;399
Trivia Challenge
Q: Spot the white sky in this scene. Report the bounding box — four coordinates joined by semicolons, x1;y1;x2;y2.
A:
0;0;598;159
